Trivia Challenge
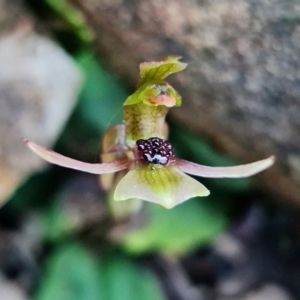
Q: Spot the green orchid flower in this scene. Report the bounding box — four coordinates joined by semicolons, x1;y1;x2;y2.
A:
25;56;274;209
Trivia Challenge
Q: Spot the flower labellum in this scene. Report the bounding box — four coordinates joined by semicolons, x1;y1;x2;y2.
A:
24;56;275;209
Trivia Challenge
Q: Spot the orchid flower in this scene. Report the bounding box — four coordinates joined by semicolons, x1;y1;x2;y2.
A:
25;56;274;209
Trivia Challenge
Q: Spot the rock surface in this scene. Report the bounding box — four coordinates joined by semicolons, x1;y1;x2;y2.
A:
69;0;300;207
0;0;83;205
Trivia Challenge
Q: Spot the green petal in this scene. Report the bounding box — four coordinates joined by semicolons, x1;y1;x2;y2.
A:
124;83;182;107
114;163;210;209
124;57;185;107
138;56;187;86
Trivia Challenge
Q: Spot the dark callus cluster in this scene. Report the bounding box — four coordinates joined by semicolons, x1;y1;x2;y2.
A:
136;137;174;165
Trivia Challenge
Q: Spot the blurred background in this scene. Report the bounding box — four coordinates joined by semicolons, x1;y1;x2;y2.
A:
0;0;300;299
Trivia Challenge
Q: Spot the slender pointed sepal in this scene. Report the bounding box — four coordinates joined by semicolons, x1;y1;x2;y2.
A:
24;139;130;174
175;156;275;178
114;163;210;209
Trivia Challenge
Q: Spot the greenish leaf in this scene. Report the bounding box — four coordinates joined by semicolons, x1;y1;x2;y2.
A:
121;198;229;255
34;243;166;300
44;0;94;42
34;243;102;300
97;251;166;300
41;195;78;241
75;53;128;131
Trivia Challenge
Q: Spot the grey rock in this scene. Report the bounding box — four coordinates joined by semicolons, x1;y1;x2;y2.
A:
68;0;300;206
0;1;83;205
